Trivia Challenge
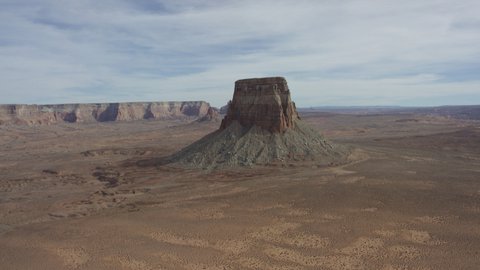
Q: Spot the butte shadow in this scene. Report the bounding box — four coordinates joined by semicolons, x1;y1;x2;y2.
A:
159;77;350;170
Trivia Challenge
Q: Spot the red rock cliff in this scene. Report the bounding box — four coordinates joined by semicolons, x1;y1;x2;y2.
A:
220;77;299;133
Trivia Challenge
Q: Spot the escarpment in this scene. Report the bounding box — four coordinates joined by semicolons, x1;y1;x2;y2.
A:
0;101;211;125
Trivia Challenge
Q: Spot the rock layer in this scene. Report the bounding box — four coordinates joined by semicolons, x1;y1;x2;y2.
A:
220;77;299;133
0;101;211;125
169;77;348;169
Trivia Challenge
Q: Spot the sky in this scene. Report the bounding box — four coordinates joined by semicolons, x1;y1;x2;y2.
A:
0;0;479;107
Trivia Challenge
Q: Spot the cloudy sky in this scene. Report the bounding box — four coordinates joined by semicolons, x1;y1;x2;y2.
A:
1;0;479;107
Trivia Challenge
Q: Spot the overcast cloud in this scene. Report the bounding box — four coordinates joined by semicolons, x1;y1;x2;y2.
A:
1;0;479;106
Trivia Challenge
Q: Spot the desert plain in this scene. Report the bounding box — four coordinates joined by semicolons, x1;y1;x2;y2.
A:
1;111;480;269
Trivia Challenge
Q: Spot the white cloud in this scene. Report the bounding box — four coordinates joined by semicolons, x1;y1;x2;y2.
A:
0;0;479;106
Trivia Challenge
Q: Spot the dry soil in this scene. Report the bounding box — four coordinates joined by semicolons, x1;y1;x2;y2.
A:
1;112;479;269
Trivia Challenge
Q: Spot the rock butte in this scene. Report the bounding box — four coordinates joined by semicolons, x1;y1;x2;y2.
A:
0;101;211;125
168;77;348;169
220;77;298;133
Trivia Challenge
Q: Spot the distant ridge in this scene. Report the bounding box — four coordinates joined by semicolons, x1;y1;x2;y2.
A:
0;101;212;125
298;105;480;120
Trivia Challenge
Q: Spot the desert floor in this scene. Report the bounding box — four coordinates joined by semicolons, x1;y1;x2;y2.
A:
1;112;480;269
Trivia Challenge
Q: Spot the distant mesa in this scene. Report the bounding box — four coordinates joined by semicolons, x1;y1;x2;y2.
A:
196;106;221;122
168;77;349;169
0;101;212;125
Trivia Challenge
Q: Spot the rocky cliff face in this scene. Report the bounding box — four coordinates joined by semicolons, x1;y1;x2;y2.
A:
0;101;211;125
168;77;348;169
220;77;299;133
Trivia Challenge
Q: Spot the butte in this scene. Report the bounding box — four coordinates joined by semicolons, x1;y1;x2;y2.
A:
168;77;348;169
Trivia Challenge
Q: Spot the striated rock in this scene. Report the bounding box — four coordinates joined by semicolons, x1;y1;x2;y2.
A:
0;101;212;125
220;77;299;133
168;77;349;169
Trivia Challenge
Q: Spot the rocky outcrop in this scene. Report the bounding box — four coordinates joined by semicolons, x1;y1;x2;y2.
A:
220;77;299;133
0;101;211;125
167;77;348;169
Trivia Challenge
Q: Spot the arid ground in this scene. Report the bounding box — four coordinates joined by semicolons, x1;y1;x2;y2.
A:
1;112;480;269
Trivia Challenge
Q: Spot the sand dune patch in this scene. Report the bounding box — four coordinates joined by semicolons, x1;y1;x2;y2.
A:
374;230;396;238
280;232;330;249
177;202;229;220
183;262;233;270
340;176;365;184
250;221;300;242
339;237;384;258
213;239;252;255
414;216;446;224
388;245;420;260
264;246;362;269
400;230;440;245
360;207;378;212
106;255;156;270
263;246;320;267
236;257;300;270
149;231;209;248
51;247;90;269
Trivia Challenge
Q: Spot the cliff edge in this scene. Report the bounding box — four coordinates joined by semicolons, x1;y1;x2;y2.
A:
0;101;211;125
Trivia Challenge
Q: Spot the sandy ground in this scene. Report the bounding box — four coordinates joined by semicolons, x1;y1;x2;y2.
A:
1;113;480;269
